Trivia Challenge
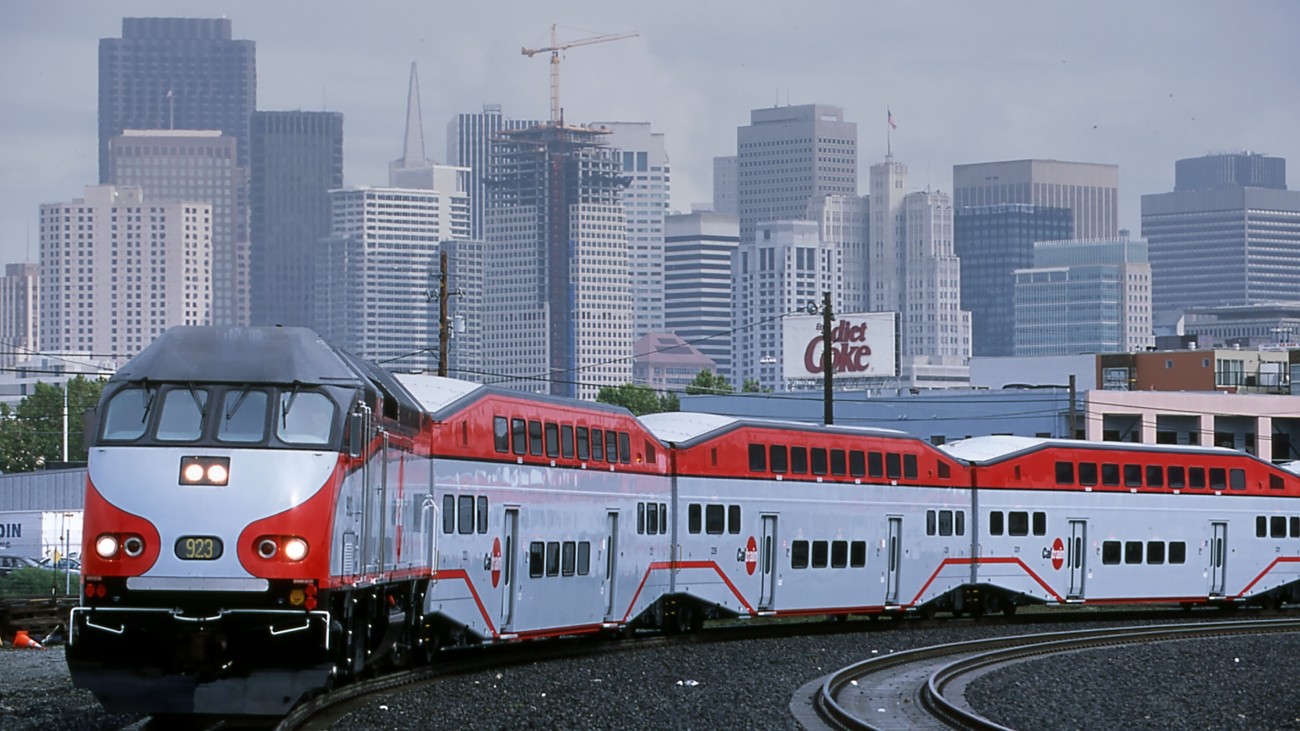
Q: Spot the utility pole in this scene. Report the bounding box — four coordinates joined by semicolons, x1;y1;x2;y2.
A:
822;290;834;426
437;251;450;377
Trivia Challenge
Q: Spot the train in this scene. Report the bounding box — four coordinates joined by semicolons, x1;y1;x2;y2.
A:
66;326;1300;716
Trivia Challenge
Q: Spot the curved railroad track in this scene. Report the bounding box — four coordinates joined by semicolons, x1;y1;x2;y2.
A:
800;617;1300;731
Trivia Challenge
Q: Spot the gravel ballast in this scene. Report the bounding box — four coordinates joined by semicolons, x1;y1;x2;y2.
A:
4;619;1299;730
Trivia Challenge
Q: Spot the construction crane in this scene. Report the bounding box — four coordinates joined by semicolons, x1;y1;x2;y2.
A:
522;24;638;126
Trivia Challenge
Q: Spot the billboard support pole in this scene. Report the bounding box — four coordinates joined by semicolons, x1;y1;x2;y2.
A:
822;291;833;426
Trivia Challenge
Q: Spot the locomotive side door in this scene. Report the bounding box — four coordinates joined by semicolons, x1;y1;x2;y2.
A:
604;511;620;622
500;508;518;631
1067;519;1087;600
1209;521;1228;597
758;515;778;610
885;516;902;606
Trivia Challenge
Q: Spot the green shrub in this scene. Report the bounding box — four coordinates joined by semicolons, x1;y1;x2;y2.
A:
0;566;78;597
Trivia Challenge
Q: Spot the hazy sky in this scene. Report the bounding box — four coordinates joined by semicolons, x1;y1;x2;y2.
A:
3;1;1298;266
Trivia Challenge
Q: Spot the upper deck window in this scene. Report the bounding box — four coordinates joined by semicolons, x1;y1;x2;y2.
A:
277;391;335;446
101;386;156;441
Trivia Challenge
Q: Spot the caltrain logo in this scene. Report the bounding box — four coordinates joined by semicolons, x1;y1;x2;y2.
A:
1048;537;1065;570
804;320;874;374
744;536;758;575
491;538;502;588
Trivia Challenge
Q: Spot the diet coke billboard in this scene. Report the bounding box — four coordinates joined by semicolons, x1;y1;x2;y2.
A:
781;312;898;380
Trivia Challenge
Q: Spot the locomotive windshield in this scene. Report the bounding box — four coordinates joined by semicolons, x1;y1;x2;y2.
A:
99;383;342;449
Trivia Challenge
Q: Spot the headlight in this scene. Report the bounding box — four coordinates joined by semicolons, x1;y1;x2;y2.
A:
95;534;119;559
282;537;309;562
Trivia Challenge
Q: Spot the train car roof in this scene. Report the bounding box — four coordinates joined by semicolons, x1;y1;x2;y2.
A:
940;434;1242;465
393;373;640;423
640;411;907;447
111;326;362;386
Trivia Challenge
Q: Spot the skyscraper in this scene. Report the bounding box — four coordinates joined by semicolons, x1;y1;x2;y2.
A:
732;220;841;391
39;186;211;357
809;194;869;315
98;18;255;181
108;130;245;326
952;159;1119;240
664;211;739;381
1143;153;1300;323
0;263;38;368
870;157;971;386
446;105;541;240
954;204;1073;356
390;63;438;189
593;122;670;338
249;111;344;328
737;105;857;248
1013;238;1153;356
316;178;469;369
712;156;738;216
99;17;256;327
483;125;631;399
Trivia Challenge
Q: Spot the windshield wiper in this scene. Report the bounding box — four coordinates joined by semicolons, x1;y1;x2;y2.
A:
226;385;251;421
187;383;207;418
281;381;302;428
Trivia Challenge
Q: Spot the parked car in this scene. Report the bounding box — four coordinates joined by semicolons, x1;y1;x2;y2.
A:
37;557;80;573
0;555;40;577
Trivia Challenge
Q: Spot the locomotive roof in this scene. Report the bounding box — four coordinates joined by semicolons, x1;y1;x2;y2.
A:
640;411;907;447
111;326;363;386
941;434;1242;465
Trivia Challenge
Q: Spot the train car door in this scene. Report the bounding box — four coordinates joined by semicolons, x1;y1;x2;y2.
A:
500;508;518;631
1067;519;1086;600
758;515;778;610
1209;521;1228;597
886;516;902;606
604;511;620;622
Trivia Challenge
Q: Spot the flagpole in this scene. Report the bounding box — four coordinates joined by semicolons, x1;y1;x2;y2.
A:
886;107;892;159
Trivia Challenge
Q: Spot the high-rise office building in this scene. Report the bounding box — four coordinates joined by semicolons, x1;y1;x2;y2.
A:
100;18;256;328
316;178;469;369
483;124;631;399
732;220;841;391
593;122;670;338
737;104;857;248
809;194;870;315
249;111;344;328
108;130;246;326
0;263;39;368
1175;152;1286;192
446;105;541;240
953;159;1119;240
954;204;1073;356
1014;238;1153;356
712;156;738;216
39;186;211;357
870;157;971;386
1143;153;1300;323
664;211;739;381
98;18;255;181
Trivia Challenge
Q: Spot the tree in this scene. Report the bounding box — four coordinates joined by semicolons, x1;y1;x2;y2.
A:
596;383;679;416
741;378;769;393
0;376;107;473
685;370;733;395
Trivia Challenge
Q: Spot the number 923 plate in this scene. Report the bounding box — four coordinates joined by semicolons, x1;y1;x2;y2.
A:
175;536;224;560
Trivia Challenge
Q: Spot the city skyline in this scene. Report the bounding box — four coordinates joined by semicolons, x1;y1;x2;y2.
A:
2;1;1298;270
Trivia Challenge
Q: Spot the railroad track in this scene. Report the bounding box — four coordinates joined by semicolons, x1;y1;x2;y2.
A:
800;617;1300;731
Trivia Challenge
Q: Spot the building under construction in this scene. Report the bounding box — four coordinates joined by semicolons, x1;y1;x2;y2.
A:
483;123;632;399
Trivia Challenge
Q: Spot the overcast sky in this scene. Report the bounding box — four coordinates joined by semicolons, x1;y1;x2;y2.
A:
2;1;1298;266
